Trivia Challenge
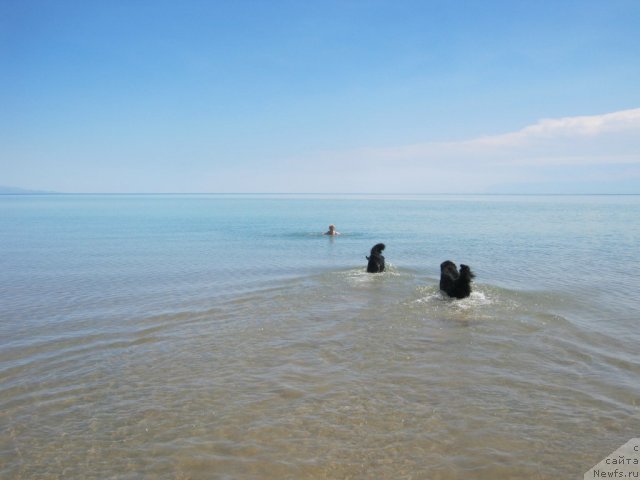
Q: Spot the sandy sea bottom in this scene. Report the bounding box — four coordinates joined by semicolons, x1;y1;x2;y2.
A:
3;267;639;479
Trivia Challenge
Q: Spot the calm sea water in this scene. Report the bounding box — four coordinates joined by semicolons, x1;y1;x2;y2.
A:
1;194;639;479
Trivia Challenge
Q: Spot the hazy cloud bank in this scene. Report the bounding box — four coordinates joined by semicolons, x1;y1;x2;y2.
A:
277;108;640;193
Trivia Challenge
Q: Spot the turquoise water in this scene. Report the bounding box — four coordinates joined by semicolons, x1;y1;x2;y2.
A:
1;194;639;479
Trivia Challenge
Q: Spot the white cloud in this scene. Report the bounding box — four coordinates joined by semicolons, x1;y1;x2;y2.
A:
529;108;640;135
474;107;640;146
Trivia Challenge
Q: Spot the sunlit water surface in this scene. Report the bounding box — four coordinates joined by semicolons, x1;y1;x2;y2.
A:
1;194;639;479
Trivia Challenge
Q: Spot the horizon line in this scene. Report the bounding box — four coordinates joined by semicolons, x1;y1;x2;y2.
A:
1;192;639;196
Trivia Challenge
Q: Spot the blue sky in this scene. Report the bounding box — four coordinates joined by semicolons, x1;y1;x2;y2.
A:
1;0;639;193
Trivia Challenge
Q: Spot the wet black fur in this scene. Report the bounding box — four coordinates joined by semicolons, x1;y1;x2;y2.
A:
366;243;386;273
439;260;475;299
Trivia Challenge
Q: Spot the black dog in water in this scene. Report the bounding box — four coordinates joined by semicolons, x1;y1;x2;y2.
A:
366;243;386;273
439;260;475;298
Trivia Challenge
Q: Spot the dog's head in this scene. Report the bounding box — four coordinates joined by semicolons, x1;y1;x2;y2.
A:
459;264;476;280
440;260;457;272
370;243;385;255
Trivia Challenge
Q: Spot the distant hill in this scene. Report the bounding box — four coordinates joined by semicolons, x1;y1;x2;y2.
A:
0;185;57;194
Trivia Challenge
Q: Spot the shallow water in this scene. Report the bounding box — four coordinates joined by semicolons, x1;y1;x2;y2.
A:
1;194;639;479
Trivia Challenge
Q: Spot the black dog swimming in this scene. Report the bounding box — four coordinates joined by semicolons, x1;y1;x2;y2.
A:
366;243;386;273
439;260;475;299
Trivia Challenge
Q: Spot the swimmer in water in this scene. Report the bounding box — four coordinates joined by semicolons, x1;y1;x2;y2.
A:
323;224;340;236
